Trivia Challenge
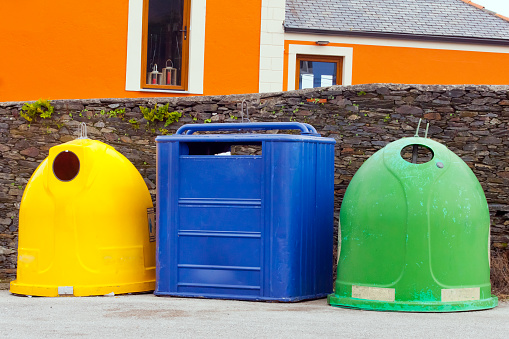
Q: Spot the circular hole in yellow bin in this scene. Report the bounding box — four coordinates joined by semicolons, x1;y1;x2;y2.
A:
53;150;80;181
400;144;434;164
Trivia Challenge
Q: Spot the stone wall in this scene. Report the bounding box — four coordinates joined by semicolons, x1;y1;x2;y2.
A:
1;84;508;278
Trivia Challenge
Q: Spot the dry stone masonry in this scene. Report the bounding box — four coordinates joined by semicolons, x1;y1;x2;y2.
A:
1;84;508;278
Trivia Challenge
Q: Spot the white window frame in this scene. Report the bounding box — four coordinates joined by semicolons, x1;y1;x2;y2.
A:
287;44;353;91
125;0;206;94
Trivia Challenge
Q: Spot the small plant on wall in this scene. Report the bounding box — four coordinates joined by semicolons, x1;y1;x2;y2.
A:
140;104;166;122
139;103;182;126
164;111;182;126
20;99;54;122
128;118;140;129
107;108;126;119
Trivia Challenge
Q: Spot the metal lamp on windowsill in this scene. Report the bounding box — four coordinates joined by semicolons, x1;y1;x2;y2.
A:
162;59;177;86
147;64;164;85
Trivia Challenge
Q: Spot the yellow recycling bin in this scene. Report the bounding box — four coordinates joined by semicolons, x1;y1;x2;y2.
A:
10;138;155;296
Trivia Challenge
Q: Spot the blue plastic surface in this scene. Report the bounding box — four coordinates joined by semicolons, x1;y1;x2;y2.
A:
176;122;319;135
155;122;335;301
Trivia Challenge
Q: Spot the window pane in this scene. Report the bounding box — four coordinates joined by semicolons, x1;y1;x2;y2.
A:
146;0;184;86
299;61;337;89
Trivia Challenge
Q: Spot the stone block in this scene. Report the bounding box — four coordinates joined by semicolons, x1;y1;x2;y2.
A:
415;94;436;102
65;103;85;111
432;99;451;105
120;136;132;143
294;110;310;117
489;204;509;212
463;144;487;151
375;87;390;95
60;135;75;142
194;104;218;112
479;136;502;145
197;113;212;120
210;114;225;122
103;133;119;141
458;111;478;117
451;98;469;104
436;106;454;113
0;218;12;226
17;160;40;169
465;105;499;112
20;147;39;157
329;98;351;108
396;105;424;115
444;89;466;98
0;246;15;255
423;112;441;120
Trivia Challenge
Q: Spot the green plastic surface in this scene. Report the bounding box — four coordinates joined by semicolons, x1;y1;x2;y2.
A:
329;137;497;312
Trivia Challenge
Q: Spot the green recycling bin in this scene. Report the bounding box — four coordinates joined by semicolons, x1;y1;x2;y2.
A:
328;136;498;312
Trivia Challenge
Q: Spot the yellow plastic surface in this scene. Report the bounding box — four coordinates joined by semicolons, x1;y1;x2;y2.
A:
10;139;155;297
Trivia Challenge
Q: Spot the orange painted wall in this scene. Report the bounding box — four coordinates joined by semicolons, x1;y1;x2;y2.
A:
283;40;509;90
0;1;133;101
0;1;261;102
1;1;507;103
203;0;262;95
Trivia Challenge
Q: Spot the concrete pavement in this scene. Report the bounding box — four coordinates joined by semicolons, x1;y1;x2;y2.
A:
0;290;508;338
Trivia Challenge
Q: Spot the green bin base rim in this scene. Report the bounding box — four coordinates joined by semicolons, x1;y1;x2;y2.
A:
327;294;498;312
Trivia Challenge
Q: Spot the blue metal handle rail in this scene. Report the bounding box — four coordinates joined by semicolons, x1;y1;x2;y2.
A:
176;122;319;135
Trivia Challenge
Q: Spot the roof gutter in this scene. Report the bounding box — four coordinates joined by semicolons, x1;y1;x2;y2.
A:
284;26;509;46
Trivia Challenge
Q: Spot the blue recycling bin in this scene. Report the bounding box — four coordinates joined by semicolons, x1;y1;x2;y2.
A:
155;122;335;301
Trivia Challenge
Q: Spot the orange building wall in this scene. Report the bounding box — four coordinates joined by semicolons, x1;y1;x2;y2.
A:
1;1;507;103
0;0;262;102
283;40;509;90
203;0;262;96
0;1;132;101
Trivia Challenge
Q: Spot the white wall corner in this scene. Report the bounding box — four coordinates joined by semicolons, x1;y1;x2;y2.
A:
260;32;273;46
271;57;284;72
259;0;286;93
260;57;272;70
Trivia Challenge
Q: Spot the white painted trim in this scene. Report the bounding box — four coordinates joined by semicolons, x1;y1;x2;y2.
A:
284;33;509;54
125;0;143;92
125;0;206;94
287;45;353;90
187;0;206;94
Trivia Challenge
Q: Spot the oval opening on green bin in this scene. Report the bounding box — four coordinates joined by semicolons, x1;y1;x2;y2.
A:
400;144;434;164
53;150;80;181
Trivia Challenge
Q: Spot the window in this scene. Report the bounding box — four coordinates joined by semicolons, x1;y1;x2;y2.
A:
126;0;205;94
296;54;343;90
141;0;191;90
286;44;352;91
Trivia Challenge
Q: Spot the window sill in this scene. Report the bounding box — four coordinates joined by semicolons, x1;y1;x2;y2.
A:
126;88;201;95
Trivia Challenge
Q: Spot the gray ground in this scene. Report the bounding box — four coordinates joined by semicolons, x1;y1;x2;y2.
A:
0;289;508;338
